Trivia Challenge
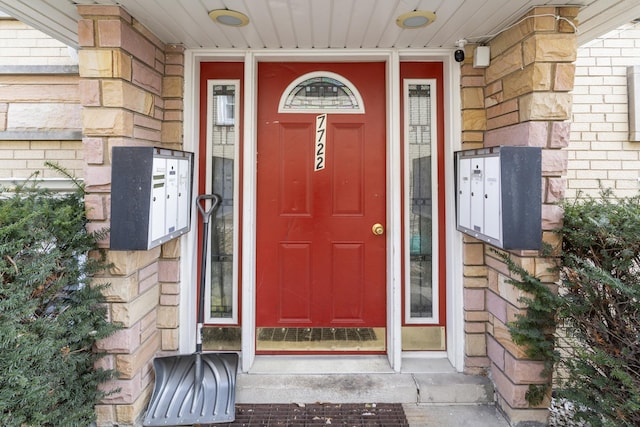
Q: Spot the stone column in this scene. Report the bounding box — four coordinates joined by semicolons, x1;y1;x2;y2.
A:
76;5;185;426
462;6;577;426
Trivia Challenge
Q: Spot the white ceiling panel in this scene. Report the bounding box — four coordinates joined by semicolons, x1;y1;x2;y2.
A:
0;0;636;50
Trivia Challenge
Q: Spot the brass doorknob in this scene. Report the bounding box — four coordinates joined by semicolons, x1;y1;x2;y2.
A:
372;223;384;236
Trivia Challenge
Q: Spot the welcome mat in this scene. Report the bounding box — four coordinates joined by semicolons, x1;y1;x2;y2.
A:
211;403;409;426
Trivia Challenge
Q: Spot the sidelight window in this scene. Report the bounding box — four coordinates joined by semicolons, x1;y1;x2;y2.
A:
205;80;240;324
404;79;439;326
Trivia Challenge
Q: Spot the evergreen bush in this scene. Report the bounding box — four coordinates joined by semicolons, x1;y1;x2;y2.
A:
556;189;640;426
0;171;119;426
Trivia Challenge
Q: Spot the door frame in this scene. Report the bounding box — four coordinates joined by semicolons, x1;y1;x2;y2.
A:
180;49;463;373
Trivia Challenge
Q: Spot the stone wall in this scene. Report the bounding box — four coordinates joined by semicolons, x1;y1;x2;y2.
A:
0;17;82;181
460;7;577;426
76;5;185;426
568;20;640;198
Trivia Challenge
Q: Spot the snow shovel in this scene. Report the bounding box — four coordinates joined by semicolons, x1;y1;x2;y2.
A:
143;194;238;426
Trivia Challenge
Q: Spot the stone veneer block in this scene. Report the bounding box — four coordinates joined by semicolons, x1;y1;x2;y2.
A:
7;103;81;130
465;332;487;357
79;79;101;107
554;63;576;91
461;87;484;109
542;204;563;230
114;386;153;426
161;121;183;143
106;247;162;276
95;405;116;426
102;80;154;115
495;395;550;426
156;305;179;329
504;352;547;385
78;49;132;80
491;363;532;408
95;275;139;303
84;165;111;188
95;321;141;353
523;34;577;65
84;193;106;220
497;274;531;309
83;107;134;136
486;98;518;120
463;288;486;311
78;4;132;21
100;371;143;405
83;136;105;164
111;285;160;327
492;318;528;359
486;289;507;324
487;334;506;371
502;63;552;100
519;92;572;121
542;149;568;175
484;121;549;148
115;331;161;379
161;328;180;351
78;19;95;47
461;109;486;131
132;59;163;95
162;76;184;98
485;44;523;84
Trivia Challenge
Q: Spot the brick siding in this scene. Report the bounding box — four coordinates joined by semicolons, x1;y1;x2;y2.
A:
568;20;640;198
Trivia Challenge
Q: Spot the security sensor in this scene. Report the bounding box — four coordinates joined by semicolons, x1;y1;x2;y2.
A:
454;39;467;63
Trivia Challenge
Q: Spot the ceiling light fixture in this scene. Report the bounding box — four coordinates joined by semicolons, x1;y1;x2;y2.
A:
396;10;436;29
208;9;250;27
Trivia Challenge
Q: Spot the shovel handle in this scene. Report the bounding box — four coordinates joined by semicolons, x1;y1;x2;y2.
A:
196;194;221;224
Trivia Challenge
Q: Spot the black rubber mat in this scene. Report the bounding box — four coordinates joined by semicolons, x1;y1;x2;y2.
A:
209;403;409;426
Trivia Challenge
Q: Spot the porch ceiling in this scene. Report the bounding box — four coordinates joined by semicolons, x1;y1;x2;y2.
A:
0;0;638;50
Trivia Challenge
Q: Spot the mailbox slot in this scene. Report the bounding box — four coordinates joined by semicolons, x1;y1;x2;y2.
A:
455;146;541;250
110;146;194;250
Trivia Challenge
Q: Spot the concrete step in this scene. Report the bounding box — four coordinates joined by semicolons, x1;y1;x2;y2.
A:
235;356;494;406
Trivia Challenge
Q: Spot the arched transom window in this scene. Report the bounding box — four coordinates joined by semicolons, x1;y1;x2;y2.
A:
278;71;365;114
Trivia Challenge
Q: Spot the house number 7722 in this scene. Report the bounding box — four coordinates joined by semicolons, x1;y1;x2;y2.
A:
315;114;326;171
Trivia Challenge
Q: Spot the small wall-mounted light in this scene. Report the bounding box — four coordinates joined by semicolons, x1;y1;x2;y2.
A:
208;9;250;27
396;11;436;29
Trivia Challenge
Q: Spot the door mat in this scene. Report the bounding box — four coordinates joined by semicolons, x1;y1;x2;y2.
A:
209;403;409;426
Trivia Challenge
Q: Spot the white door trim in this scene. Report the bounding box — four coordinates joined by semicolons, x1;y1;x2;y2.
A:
180;48;464;374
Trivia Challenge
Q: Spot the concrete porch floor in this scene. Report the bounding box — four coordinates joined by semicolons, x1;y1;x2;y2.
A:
235;356;510;426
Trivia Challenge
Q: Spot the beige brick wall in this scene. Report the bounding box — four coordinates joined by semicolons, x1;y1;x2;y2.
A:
568;20;640;198
0;17;77;66
0;140;83;178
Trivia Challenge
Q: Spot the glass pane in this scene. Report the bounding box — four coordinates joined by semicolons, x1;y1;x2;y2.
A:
407;83;434;320
209;84;236;320
282;76;360;111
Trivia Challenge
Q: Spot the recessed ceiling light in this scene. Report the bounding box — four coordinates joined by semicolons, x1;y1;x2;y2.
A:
396;11;436;29
208;9;250;27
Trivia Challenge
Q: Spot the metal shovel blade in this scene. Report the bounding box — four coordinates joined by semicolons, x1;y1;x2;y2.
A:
143;352;238;426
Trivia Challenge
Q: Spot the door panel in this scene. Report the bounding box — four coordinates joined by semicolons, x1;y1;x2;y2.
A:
256;62;386;351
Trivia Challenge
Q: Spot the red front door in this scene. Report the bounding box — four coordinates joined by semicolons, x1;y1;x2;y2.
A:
256;62;386;352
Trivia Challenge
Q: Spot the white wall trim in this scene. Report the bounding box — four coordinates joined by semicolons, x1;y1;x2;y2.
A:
241;51;257;371
387;50;402;372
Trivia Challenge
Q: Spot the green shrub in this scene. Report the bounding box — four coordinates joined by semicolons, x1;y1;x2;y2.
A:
557;189;640;426
0;173;119;426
